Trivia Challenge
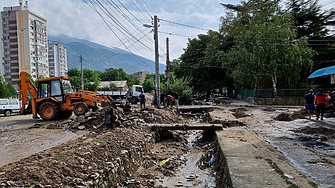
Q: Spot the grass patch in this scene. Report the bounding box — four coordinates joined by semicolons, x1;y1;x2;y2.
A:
308;181;318;188
93;139;105;142
54;151;73;160
265;158;300;188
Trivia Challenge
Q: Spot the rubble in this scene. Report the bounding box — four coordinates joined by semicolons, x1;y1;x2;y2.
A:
0;105;200;187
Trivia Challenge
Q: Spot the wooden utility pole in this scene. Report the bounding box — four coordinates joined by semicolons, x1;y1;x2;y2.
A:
166;37;170;88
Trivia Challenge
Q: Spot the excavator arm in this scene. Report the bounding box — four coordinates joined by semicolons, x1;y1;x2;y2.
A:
19;72;39;118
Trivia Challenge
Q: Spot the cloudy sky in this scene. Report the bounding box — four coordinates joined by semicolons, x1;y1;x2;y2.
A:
1;0;334;67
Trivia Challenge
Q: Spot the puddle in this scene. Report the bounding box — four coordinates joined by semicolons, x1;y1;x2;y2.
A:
160;131;216;187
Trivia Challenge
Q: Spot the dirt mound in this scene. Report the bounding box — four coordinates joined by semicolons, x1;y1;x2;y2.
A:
0;127;155;187
262;107;276;112
232;112;250;119
230;108;248;112
0;106;192;187
291;126;335;136
222;120;247;128
275;110;306;121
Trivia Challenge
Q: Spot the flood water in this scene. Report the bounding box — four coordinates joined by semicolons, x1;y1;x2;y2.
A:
160;131;216;187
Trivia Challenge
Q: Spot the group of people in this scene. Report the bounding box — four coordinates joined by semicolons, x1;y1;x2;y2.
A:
305;89;332;120
137;89;180;110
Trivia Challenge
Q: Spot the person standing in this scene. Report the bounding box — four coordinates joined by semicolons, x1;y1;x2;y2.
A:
174;91;180;109
139;90;146;110
154;89;158;108
125;90;131;105
315;89;327;120
305;89;316;120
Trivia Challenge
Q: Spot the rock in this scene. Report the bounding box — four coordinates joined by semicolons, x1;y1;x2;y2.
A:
77;125;85;130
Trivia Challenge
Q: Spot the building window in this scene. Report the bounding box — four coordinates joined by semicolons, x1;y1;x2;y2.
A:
5;72;11;76
4;54;10;58
5;66;11;70
1;12;8;16
2;18;8;22
3;30;9;34
5;60;10;64
4;48;10;52
4;42;9;46
2;24;8;28
3;36;9;40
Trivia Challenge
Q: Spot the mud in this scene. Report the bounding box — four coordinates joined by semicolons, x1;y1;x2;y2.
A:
275;109;306;121
292;126;335;136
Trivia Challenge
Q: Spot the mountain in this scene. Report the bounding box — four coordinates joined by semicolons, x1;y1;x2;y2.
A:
48;34;165;74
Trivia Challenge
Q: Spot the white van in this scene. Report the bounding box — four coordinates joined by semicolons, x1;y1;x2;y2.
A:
0;99;21;116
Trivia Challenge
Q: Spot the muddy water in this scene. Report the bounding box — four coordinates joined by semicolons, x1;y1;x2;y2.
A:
160;131;216;187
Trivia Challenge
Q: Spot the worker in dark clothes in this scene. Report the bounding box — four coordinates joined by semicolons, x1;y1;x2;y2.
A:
305;89;316;120
139;91;146;110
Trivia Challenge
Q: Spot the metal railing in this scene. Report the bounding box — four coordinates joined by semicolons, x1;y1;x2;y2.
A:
238;88;334;98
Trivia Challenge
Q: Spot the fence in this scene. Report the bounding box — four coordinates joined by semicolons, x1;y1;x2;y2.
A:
0;91;19;99
237;88;334;98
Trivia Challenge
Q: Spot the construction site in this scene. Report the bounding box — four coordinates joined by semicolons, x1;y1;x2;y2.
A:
0;92;334;188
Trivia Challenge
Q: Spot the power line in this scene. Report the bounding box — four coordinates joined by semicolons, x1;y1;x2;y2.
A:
85;30;153;65
83;0;154;69
159;18;211;31
91;0;153;51
159;31;193;38
130;0;151;22
141;0;154;15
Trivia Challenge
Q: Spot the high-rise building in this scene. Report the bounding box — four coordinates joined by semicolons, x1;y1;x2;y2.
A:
0;36;4;79
1;1;48;90
48;41;68;77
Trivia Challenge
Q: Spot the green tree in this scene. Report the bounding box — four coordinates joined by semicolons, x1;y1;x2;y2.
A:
67;68;101;91
222;3;315;96
286;0;335;39
0;75;6;98
175;31;230;97
142;73;156;93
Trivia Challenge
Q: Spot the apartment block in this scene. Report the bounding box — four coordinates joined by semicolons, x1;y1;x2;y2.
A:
48;41;67;77
1;1;48;89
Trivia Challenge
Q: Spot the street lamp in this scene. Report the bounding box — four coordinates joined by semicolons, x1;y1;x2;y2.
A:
143;15;160;108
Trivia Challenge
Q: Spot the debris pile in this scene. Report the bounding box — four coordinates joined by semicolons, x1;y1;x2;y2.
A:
0;106;194;187
0;127;155;187
230;108;250;119
221;120;247;128
275;109;306;121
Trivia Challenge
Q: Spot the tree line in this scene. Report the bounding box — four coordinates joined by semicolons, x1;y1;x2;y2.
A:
173;0;335;97
0;75;16;98
67;68;140;92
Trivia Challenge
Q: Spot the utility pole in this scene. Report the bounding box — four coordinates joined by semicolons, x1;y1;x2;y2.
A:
80;55;84;90
166;37;170;89
154;15;160;108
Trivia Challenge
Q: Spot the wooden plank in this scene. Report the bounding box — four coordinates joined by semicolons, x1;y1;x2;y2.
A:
150;124;223;131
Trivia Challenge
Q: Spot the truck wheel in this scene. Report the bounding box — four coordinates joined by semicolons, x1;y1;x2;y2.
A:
4;110;11;117
74;102;88;116
59;111;73;119
39;101;59;120
130;97;138;104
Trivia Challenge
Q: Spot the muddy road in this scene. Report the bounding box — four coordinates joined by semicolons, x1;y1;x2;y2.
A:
211;105;335;188
0;114;87;167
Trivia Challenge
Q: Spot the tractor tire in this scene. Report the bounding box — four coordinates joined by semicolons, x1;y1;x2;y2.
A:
4;110;11;117
59;111;73;119
74;102;88;116
39;101;59;120
130;97;138;104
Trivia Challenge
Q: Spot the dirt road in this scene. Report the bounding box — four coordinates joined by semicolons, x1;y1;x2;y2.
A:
0;114;87;167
